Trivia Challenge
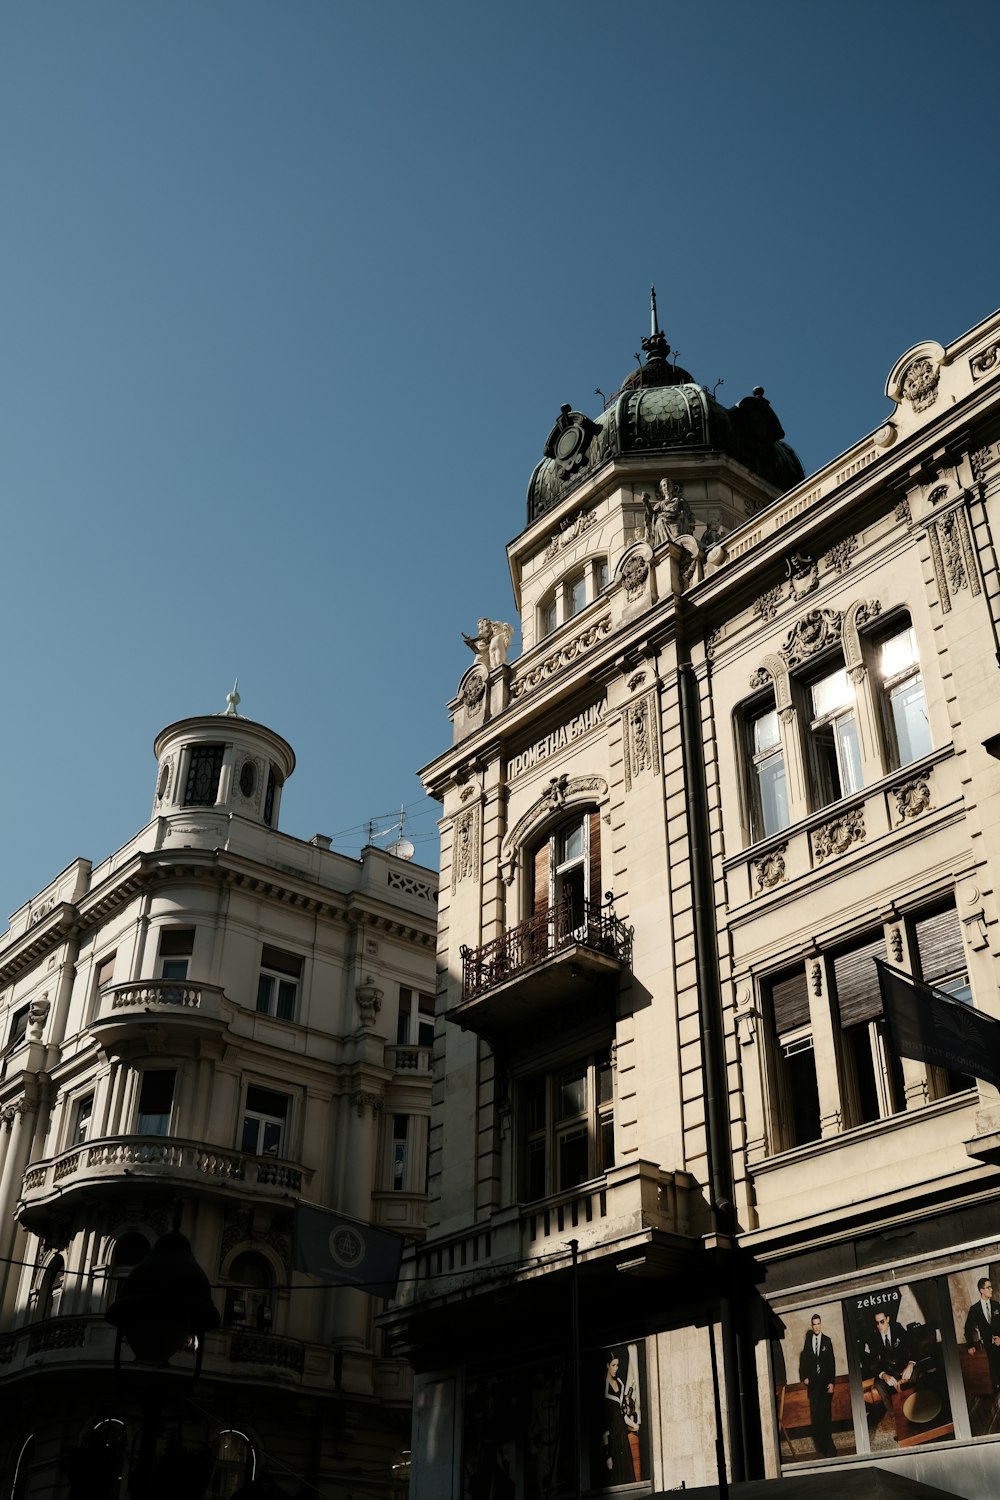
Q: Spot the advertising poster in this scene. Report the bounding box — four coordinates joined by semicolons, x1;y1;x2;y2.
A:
947;1262;1000;1437
590;1342;648;1488
772;1300;856;1463
846;1281;954;1452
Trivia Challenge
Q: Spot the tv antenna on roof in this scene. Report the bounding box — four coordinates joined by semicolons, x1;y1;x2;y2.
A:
367;805;415;861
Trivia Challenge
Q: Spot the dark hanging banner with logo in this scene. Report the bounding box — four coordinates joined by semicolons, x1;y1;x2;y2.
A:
876;960;1000;1088
293;1202;404;1298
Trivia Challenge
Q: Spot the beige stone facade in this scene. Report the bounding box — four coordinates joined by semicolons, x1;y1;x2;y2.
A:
0;709;436;1497
390;310;1000;1497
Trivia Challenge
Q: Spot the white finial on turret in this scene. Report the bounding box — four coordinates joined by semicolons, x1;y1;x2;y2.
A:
650;285;659;338
224;679;241;717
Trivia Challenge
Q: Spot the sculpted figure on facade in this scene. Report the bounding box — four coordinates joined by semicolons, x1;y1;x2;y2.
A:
644;478;695;546
462;618;513;669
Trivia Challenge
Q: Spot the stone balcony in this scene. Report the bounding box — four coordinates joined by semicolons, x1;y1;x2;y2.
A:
396;1159;695;1309
0;1315;411;1402
17;1135;311;1233
454;897;632;1042
89;979;230;1050
383;1043;433;1076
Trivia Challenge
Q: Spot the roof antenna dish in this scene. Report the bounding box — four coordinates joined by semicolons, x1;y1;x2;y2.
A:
372;804;416;860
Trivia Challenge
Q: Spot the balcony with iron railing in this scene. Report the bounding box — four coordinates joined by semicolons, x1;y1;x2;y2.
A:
455;895;632;1039
17;1135;311;1235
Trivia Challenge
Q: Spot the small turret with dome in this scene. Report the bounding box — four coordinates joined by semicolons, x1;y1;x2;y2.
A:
526;290;804;524
151;682;296;830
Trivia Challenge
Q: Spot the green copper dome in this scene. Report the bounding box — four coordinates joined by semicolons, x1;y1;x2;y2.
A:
526;311;804;524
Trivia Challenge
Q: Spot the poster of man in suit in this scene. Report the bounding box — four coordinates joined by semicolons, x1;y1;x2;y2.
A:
772;1301;855;1463
949;1263;1000;1437
849;1282;954;1451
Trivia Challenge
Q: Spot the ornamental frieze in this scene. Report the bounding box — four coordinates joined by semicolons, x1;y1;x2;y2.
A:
451;803;481;891
544;507;598;560
891;776;931;823
753;844;787;892
511;616;612;701
970;343;1000;382
927;505;980;613
811;807;865;863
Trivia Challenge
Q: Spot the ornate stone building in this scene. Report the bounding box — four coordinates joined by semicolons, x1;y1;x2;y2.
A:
388;307;1000;1497
0;703;436;1498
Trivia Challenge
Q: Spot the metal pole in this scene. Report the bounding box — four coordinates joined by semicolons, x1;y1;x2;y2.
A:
570;1238;582;1500
707;1319;729;1500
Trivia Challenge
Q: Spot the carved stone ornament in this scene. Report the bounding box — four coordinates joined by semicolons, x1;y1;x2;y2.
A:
749;666;771;690
545;507;598;560
734;989;758;1046
812;807;865;862
452;804;481;891
627;671;647;692
753;845;786;892
622;554;650;600
894;499;912;525
901;355;940;413
353;1091;384;1117
785;553;818;599
928;506;980;613
781;609;843;669
970;445;995;482
462;669;488;711
705;629;721;663
463;620;512;670
753;585;784;623
971;343;1000;381
355;980;383;1029
28;995;50;1037
892;776;931;822
623;691;661;792
511;615;612;700
810;962;823;996
889;927;904;964
823;536;858;575
927;484;949;506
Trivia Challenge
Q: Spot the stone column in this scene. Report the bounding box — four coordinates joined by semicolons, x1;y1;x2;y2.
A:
0;1101;38;1316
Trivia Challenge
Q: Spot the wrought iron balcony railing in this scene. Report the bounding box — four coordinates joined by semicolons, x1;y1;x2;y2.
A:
460;895;632;1002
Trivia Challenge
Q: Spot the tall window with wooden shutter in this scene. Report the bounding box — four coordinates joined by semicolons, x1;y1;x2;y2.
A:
911;902;972;1095
531;810;602;935
832;931;903;1126
766;967;821;1150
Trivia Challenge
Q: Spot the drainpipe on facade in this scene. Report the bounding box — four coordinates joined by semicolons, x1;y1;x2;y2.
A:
677;657;755;1485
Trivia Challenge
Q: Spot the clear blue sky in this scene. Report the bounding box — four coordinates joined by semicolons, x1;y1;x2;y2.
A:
1;1;998;924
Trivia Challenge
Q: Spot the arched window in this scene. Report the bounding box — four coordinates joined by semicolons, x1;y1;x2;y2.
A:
106;1233;149;1307
225;1252;274;1331
538;557;609;641
207;1429;255;1499
531;810;602;931
35;1255;64;1321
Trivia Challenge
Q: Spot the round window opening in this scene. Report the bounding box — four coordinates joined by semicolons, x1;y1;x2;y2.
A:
239;761;257;799
156;764;170;801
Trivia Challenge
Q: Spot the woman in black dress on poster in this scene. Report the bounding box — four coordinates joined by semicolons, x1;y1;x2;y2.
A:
600;1348;636;1483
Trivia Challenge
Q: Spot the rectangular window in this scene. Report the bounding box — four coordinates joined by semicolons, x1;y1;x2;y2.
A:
96;953;116;989
397;988;434;1046
766;968;821;1149
539;595;558;639
137;1070;175;1136
808;665;862;805
6;1005;29;1052
256;945;302;1021
74;1094;95;1146
158;928;194;982
567;571;588;619
749;704;789;839
183;743;225;807
242;1086;288;1157
831;934;902;1126
911;902;972;1094
519;1052;613;1201
878;622;931;767
392;1114;408;1191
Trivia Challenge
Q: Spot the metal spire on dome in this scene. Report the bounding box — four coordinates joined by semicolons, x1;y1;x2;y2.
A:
650;284;660;339
223;679;241;717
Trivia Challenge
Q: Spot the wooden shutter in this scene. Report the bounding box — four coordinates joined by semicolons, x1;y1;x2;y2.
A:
913;905;964;982
769;969;810;1035
159;927;194;957
588;810;602;907
533;841;550;917
833;932;886;1027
